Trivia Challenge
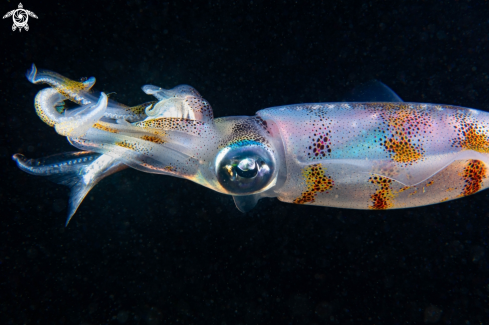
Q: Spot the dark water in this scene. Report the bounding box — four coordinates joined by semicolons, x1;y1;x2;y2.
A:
2;1;489;324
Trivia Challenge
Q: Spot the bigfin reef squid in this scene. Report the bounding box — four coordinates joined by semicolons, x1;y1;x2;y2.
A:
13;64;489;225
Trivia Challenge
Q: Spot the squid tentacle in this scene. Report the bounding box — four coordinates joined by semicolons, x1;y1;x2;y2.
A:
34;87;108;138
54;92;108;138
26;63;95;105
142;84;214;121
13;152;127;225
27;64;149;123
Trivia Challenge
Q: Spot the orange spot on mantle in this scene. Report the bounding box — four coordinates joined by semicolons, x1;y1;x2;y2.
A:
369;176;395;210
383;136;423;164
460;125;489;153
294;164;334;204
458;160;486;197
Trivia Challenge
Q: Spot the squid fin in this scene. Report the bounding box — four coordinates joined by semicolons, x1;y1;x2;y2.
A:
344;80;403;102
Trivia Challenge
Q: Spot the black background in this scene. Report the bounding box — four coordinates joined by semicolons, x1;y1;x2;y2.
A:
1;1;489;324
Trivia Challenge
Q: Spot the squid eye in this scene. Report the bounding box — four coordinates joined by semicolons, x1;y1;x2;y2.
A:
215;145;276;195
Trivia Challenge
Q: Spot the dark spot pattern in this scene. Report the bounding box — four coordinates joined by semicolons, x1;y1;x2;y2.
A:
374;104;430;165
294;164;334;204
218;117;270;149
368;175;395;210
135;118;207;136
451;117;489;153
459;159;486;197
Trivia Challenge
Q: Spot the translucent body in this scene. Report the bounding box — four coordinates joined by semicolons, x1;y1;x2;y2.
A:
258;103;489;209
13;65;489;224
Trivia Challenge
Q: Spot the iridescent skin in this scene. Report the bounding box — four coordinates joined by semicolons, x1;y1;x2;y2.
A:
13;65;489;224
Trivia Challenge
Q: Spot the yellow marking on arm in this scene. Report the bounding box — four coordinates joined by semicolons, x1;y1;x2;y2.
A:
93;122;119;133
115;140;136;150
140;135;165;144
